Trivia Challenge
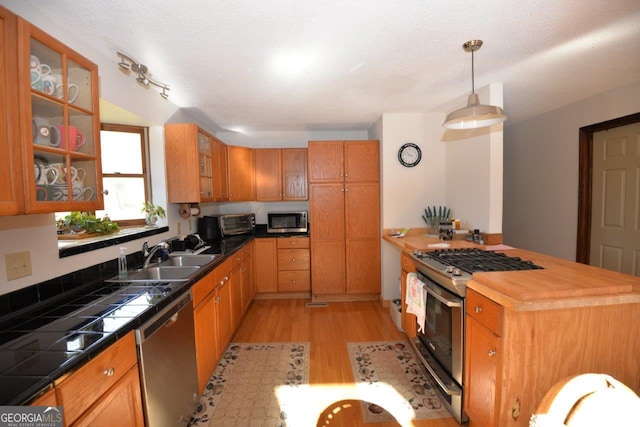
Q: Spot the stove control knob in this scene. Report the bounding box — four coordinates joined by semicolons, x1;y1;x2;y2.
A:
446;266;454;273
452;269;462;276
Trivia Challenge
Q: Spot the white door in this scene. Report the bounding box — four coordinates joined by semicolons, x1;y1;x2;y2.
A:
589;122;640;276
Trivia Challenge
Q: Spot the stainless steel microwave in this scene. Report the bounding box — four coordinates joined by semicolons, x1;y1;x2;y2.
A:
267;211;308;233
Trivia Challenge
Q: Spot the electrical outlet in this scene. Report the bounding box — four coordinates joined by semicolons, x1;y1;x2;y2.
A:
5;251;32;281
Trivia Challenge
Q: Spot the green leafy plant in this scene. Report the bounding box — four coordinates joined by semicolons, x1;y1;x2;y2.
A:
56;211;119;235
141;201;166;219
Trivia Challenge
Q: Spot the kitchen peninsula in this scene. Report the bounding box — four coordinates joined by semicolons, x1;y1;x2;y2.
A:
383;229;640;427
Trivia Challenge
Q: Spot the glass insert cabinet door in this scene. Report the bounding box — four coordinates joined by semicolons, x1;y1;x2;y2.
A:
18;19;103;213
198;130;213;201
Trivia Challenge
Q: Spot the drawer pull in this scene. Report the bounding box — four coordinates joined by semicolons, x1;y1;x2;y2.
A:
474;306;482;313
488;349;496;357
291;280;297;284
103;367;115;377
291;258;296;262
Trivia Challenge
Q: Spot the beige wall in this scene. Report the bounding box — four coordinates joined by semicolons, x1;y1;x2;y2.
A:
503;79;640;260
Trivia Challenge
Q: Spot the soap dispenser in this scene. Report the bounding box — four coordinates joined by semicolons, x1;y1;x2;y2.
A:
118;247;128;279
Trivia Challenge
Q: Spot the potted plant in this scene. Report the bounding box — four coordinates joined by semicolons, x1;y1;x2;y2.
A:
56;211;119;235
142;201;166;227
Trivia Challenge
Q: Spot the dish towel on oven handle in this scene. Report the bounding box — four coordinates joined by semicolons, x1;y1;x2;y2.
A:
405;272;426;333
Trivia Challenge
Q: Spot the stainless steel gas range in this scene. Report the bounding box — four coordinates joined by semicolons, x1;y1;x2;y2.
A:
407;248;543;423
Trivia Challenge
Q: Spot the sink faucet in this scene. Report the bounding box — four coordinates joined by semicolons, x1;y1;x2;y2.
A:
142;241;169;268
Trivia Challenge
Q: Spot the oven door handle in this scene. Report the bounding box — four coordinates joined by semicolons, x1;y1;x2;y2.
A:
423;285;462;308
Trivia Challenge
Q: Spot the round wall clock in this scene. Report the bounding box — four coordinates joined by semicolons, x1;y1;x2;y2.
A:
398;143;422;167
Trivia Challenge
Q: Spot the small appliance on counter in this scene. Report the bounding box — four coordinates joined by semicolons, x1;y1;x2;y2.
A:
267;211;308;233
198;213;255;239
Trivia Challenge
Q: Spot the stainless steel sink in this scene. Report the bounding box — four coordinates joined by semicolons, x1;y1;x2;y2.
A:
107;265;200;282
162;254;220;267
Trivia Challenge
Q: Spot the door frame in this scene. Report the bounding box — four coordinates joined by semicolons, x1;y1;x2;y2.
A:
576;112;640;264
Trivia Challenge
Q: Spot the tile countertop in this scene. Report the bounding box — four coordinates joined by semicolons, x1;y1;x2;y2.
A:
0;234;255;406
382;228;640;311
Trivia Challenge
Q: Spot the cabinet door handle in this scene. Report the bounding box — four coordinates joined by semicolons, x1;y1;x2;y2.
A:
474;306;482;313
103;367;115;377
488;349;496;357
291;258;296;262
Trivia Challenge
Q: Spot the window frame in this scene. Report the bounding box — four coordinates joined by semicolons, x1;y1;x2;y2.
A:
99;123;151;227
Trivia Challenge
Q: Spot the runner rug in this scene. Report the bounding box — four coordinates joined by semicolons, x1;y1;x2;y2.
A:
347;341;452;423
190;342;309;427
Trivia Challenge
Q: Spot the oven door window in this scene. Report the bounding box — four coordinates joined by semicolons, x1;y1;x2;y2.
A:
420;292;454;374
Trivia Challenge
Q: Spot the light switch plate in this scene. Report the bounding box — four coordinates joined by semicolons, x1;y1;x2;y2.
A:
5;251;32;281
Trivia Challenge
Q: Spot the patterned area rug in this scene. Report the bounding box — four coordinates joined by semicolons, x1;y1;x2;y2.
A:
190;342;309;427
347;341;452;423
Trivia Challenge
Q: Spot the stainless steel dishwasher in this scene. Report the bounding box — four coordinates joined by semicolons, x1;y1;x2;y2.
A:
136;290;199;427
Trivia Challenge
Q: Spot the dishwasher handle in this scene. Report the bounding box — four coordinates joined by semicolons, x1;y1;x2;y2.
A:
136;291;192;344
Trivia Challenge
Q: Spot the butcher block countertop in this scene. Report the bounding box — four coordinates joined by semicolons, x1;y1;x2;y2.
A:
382;228;640;311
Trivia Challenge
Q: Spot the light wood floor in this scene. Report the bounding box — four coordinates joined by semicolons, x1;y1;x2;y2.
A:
232;298;459;427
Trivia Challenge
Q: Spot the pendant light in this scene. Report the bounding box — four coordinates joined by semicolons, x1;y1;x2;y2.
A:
443;40;507;130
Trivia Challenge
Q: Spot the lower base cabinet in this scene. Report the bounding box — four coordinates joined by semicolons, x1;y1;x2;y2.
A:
71;366;143;427
400;252;417;337
464;286;640;427
55;331;143;426
254;238;278;293
193;271;219;393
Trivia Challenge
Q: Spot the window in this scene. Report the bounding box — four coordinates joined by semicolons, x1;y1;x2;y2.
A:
96;124;150;226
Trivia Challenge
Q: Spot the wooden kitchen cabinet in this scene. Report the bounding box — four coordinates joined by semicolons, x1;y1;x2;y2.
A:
16;15;103;213
229;254;244;331
212;136;228;201
165;123;215;203
71;366;143;427
464;285;640;427
193;271;218;392
465;289;503;427
0;7;23;215
214;258;234;356
277;237;310;293
227;145;255;201
240;241;255;312
309;140;380;298
55;331;143;426
254;238;278;293
400;252;417;338
255;148;308;201
308;140;379;183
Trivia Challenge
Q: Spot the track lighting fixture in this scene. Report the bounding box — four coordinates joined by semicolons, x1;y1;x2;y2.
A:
116;52;170;99
443;40;506;130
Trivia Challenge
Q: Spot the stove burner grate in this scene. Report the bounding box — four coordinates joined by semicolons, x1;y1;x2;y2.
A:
423;248;544;273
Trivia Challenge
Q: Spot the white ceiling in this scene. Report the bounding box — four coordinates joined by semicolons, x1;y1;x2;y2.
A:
22;0;640;132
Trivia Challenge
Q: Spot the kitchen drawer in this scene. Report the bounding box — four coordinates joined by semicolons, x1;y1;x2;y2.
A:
192;271;216;307
277;248;310;271
215;257;233;285
56;332;137;424
277;237;309;249
278;270;311;292
467;288;503;335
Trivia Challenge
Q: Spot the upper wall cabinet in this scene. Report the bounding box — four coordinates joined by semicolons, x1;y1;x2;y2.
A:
0;7;22;215
18;17;103;213
227;145;255;202
308;140;379;183
255;148;308;201
165;123;217;203
211;136;228;202
0;7;103;215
